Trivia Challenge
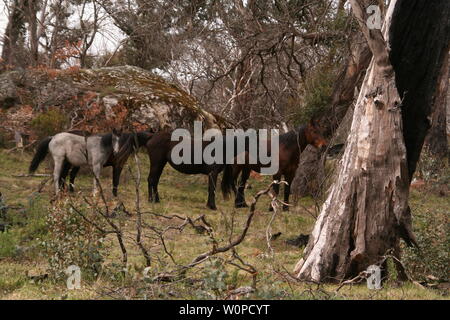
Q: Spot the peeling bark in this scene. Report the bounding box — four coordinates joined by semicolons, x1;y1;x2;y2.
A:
291;32;371;200
294;0;450;282
327;31;372;134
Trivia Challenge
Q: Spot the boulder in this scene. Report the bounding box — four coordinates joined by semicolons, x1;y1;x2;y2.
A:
0;65;228;139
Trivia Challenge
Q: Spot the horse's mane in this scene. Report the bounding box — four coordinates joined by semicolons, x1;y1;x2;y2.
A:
100;133;114;149
279;125;306;148
114;131;153;165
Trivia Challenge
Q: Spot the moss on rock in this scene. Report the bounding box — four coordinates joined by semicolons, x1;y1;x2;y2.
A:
0;65;227;137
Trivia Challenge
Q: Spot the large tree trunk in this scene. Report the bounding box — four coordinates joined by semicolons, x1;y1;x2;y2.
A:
424;48;449;158
327;32;372;135
25;0;39;67
390;1;450;179
291;32;371;199
294;0;450;282
1;0;25;70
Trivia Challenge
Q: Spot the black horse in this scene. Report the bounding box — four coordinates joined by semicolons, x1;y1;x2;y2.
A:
136;131;229;210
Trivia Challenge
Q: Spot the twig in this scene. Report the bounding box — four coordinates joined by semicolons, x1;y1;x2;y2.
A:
130;147;151;267
14;173;52;177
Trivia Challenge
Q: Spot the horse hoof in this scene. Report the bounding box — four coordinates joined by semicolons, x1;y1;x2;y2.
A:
207;205;217;210
235;203;248;208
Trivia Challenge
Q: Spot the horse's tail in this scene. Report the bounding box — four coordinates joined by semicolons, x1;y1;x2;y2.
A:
115;134;136;167
116;131;155;166
221;164;234;200
29;136;52;174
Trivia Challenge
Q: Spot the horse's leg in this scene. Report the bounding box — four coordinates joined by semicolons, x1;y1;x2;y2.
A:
283;173;295;211
59;160;71;191
269;173;282;211
69;166;80;192
207;170;219;210
112;165;123;197
235;167;250;208
53;157;65;195
92;163;102;196
148;159;166;203
229;165;239;197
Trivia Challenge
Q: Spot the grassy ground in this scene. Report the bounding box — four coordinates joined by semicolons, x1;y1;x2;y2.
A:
0;149;448;300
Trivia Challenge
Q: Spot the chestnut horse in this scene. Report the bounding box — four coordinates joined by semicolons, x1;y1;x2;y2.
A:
221;120;327;210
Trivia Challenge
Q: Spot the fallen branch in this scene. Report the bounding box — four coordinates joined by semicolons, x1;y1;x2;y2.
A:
152;182;278;282
185;182;277;268
13;173;52;177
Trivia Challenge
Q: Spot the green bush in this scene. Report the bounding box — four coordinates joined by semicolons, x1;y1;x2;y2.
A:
30;109;68;139
294;67;336;124
416;149;443;181
194;259;230;299
0;130;11;149
41;199;106;281
0;194;48;260
402;208;449;282
0;230;18;258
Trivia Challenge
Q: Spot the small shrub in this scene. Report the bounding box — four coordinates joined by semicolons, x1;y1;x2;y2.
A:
30;109;68;139
416;149;443;181
195;259;229;299
294;67;336;124
42;199;106;281
253;281;289;300
0;230;18;258
0;130;12;149
402;209;449;282
0;194;48;259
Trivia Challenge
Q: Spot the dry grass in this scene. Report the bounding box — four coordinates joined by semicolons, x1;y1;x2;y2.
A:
0;149;447;300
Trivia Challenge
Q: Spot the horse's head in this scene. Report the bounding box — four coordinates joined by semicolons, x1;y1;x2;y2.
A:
112;128;123;154
304;119;327;150
142;127;157;144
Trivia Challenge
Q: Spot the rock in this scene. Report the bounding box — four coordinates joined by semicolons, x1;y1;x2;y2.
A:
291;145;321;199
285;234;309;248
327;143;345;158
269;232;282;241
0;66;230;138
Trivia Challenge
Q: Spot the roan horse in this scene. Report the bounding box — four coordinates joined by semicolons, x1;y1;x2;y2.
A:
134;131;228;210
221;120;327;210
29;130;122;195
29;130;153;196
60;130;152;196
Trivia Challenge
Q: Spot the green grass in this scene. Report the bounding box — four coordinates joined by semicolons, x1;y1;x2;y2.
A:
0;149;448;300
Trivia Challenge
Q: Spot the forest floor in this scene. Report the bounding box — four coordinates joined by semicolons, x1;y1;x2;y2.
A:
0;149;448;300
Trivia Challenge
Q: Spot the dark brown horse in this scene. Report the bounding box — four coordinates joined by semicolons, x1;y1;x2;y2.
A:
57;130;153;196
221;120;327;210
143;131;228;210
